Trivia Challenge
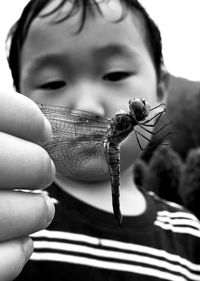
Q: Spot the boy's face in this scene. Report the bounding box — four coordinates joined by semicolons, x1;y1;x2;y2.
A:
19;0;165;180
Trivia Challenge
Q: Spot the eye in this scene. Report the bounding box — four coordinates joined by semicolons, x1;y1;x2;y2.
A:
40;81;66;90
103;72;132;82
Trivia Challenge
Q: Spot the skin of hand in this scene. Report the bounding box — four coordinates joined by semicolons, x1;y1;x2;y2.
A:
0;91;55;281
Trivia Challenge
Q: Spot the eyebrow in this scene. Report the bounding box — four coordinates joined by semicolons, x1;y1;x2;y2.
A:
26;54;68;73
92;43;139;58
25;43;138;74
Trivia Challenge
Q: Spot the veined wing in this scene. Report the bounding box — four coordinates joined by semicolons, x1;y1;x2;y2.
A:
37;103;110;178
37;103;110;143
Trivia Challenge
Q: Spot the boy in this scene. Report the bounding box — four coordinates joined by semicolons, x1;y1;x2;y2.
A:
4;0;200;280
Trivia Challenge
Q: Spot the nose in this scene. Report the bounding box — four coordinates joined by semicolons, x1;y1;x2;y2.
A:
70;83;106;117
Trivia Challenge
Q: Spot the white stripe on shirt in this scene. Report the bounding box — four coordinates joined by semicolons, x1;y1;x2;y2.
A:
155;210;200;237
31;252;188;281
157;210;200;222
32;240;200;280
31;230;200;276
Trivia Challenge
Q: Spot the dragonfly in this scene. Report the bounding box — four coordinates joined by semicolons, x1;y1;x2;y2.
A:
38;98;169;226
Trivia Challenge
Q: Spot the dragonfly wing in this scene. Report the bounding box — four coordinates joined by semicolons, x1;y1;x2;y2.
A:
45;138;107;178
37;103;110;179
38;103;110;137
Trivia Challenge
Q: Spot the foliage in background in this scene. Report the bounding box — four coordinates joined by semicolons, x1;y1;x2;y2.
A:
144;145;183;204
179;148;200;217
141;76;200;162
132;159;148;188
133;144;200;220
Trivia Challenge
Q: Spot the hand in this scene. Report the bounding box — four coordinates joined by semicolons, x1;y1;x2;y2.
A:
0;91;55;281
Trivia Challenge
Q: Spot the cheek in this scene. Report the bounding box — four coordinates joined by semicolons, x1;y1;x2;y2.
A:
129;67;158;106
114;79;158;111
136;83;157;105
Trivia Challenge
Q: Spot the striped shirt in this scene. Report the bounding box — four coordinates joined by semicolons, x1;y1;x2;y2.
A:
15;184;200;281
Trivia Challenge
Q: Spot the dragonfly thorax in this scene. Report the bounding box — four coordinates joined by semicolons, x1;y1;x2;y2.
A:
107;113;135;145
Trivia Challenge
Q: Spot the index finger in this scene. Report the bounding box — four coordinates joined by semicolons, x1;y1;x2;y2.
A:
0;91;52;145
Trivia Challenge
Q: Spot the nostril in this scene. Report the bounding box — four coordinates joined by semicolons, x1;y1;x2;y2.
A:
68;85;107;117
89;106;105;118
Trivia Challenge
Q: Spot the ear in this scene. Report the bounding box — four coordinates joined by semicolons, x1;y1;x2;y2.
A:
157;65;170;102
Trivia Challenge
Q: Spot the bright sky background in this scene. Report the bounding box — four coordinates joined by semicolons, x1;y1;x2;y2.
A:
0;0;200;92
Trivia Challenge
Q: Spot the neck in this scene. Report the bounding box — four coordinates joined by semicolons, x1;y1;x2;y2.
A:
55;166;146;216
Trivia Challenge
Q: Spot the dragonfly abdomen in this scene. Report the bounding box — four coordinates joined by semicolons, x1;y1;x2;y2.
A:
104;140;122;226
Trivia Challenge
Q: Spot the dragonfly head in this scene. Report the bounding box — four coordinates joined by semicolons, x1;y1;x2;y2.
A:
129;98;151;121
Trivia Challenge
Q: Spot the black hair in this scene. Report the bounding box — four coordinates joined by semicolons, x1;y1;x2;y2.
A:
7;0;163;92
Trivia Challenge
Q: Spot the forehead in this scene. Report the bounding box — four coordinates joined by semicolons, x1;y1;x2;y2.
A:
20;0;150;75
31;0;146;38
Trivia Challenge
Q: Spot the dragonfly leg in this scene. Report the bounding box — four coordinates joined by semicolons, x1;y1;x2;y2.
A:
149;103;166;111
134;130;146;151
134;129;172;151
141;109;166;126
139;121;173;135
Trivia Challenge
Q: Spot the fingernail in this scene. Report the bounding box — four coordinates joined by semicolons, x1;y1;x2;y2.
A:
43;195;55;226
23;237;33;262
40;116;53;146
46;159;56;187
49;159;56;182
41;158;56;188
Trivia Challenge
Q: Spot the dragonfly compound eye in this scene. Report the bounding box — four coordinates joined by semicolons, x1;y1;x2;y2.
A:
128;99;145;121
